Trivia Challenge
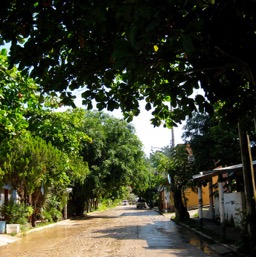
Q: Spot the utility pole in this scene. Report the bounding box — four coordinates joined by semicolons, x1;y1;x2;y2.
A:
170;104;175;149
171;127;175;149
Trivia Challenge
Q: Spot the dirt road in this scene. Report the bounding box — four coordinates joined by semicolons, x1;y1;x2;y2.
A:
0;206;212;257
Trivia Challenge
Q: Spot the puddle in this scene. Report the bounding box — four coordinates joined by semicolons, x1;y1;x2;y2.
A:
178;226;240;257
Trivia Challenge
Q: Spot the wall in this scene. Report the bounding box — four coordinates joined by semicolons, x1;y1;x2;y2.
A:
185;176;218;209
214;191;245;227
185;188;209;209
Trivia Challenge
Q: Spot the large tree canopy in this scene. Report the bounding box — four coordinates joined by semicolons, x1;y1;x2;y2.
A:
65;110;148;214
26;108;92;155
1;0;255;126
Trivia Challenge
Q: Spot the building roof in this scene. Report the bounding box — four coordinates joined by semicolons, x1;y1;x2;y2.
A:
192;160;256;182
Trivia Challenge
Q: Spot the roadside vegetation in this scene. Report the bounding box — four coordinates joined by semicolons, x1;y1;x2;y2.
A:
0;49;149;228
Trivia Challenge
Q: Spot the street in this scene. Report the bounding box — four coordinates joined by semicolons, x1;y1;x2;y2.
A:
0;206;217;257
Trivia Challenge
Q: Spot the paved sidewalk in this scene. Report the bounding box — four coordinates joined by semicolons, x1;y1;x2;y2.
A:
0;234;20;246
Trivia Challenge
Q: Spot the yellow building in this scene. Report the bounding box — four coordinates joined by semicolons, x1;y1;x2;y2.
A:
184;176;218;210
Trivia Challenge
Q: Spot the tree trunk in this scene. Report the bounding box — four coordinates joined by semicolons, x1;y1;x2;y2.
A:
173;188;189;222
31;192;41;227
86;200;89;213
238;122;256;251
31;211;36;227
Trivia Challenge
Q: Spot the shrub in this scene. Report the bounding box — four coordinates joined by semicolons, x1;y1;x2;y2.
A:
0;201;33;224
41;196;63;222
41;208;62;222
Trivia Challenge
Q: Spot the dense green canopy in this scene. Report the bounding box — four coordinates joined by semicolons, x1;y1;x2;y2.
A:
1;0;255;126
183;112;242;171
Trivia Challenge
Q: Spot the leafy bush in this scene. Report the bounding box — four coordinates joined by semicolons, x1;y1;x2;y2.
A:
0;201;33;224
97;198;119;211
41;208;63;222
41;196;63;222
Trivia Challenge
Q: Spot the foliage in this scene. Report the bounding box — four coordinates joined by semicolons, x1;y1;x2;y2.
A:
97;198;120;212
0;201;33;224
151;145;195;192
148;150;172;190
182;112;242;172
0;48;40;140
41;196;63;222
0;133;88;225
137;155;168;207
1;1;255;128
150;145;194;221
99;116;147;198
0;134;69;197
70;111;148;214
26;108;92;156
25;108;91;184
169;145;195;189
236;209;256;255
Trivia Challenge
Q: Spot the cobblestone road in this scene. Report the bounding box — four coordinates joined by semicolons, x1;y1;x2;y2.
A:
0;206;213;257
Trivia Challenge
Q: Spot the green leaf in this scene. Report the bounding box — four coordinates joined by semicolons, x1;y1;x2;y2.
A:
145;102;151;111
181;34;195;55
1;48;7;56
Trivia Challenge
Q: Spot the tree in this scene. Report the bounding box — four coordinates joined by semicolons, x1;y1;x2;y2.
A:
147;151;171;209
26;108;92;190
99;115;146;198
1;0;256;246
61;110;148;215
0;133;88;226
169;144;194;221
0;1;255;125
26;108;92;155
150;145;194;221
183;112;242;172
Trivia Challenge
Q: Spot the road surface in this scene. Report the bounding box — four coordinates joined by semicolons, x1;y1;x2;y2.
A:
0;205;215;257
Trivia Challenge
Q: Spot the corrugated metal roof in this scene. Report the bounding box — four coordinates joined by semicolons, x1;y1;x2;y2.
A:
192;160;256;181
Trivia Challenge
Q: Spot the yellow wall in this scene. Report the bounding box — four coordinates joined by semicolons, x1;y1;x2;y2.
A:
184;176;218;209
